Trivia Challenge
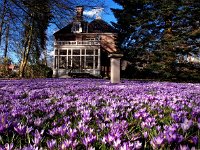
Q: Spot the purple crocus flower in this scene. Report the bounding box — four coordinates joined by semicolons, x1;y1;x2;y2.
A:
197;118;200;129
102;136;107;144
34;117;43;126
179;145;190;150
165;131;183;143
189;136;198;145
150;136;164;149
67;128;77;138
134;141;142;149
71;140;78;149
22;144;38;150
0;113;10;133
106;134;115;144
113;138;121;148
88;147;95;150
47;139;56;150
26;126;33;134
112;129;122;139
4;143;14;150
14;123;26;135
143;131;148;138
82;135;96;147
32;129;43;146
181;118;193;131
60;139;72;150
119;142;133;150
49;126;67;136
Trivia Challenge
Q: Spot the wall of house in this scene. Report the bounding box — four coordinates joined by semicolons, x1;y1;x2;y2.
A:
53;32;118;77
100;34;117;53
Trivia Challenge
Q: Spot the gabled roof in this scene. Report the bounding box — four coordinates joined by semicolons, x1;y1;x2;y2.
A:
88;19;116;33
54;21;88;36
53;24;72;36
53;19;116;36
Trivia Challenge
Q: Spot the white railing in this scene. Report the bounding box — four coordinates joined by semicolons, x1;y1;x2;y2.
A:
55;40;100;46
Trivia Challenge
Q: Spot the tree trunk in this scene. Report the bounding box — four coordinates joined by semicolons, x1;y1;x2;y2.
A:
19;22;34;78
0;0;7;48
43;48;47;65
4;23;9;58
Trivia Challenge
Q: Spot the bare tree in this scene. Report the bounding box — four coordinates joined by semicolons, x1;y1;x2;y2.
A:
0;0;7;53
1;0;105;77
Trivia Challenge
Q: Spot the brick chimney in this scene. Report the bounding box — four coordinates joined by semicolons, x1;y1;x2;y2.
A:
76;6;84;21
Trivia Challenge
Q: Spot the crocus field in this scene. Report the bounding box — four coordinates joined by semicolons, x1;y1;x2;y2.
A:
0;79;200;150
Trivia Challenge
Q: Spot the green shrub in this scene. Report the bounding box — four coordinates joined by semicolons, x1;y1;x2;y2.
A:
26;64;53;78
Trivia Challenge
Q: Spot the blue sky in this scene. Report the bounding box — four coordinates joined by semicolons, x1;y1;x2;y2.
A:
103;0;122;23
83;0;121;23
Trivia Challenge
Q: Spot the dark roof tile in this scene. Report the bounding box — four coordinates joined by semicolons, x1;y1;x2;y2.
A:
54;19;116;36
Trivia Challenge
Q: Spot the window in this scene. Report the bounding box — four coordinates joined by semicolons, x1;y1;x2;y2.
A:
55;49;58;55
59;57;67;69
82;49;85;55
81;56;85;69
68;49;71;55
60;50;67;55
72;22;82;33
73;49;80;55
54;56;58;68
86;49;94;55
95;49;99;55
86;56;93;69
73;56;80;69
95;56;98;69
68;56;72;68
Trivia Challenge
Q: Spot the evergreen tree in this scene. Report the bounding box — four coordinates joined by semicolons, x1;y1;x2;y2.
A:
112;0;200;81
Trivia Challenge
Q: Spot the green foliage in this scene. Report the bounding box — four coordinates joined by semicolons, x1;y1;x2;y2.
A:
25;64;53;78
112;0;200;81
24;0;52;64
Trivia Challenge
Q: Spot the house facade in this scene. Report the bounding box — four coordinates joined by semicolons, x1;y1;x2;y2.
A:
53;6;118;77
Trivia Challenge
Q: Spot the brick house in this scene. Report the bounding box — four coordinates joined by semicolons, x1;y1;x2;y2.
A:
53;6;118;77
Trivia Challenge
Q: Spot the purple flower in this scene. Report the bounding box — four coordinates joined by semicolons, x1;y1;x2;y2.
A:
67;128;77;138
32;129;43;146
143;131;148;138
197;118;200;129
112;129;122;139
189;136;198;145
181;118;193;131
113;138;121;148
22;144;38;150
26;126;33;134
82;135;96;147
72;140;78;149
106;134;115;144
47;139;56;150
179;145;190;150
0;113;10;133
49;125;67;136
60;139;72;150
134;112;141;119
4;143;14;150
34;117;43;126
88;146;95;150
134;141;142;149
102;136;107;144
150;136;164;149
119;142;134;150
14;123;26;135
198;123;200;129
